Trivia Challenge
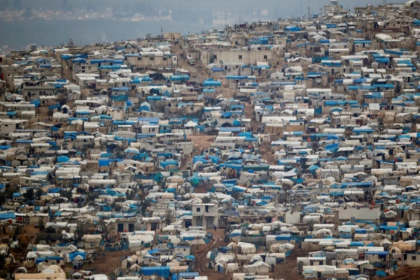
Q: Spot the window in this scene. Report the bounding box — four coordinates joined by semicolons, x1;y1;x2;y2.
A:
196;207;201;212
413;256;417;260
239;55;242;60
264;55;268;59
205;205;209;213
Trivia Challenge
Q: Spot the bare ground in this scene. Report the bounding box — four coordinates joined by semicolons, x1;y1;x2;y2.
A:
188;135;214;152
381;266;420;280
259;142;276;165
193;229;231;280
272;247;310;280
64;249;136;276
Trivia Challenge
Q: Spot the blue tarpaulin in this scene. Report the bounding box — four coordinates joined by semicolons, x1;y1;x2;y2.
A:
57;156;70;162
204;79;222;87
148;248;160;255
0;212;15;220
160;160;178;168
68;251;86;261
141;266;170;277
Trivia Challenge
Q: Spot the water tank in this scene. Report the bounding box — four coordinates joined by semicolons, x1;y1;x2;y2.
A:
30;44;37;51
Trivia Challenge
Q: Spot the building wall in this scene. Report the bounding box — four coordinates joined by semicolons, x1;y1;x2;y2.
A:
174;246;191;255
22;87;55;101
28;215;50;226
16;270;65;280
0;123;18;135
192;216;218;228
406;254;420;267
200;49;274;66
164;32;182;41
72;63;98;80
192;204;219;228
117;221;136;232
338;207;380;221
126;56;172;70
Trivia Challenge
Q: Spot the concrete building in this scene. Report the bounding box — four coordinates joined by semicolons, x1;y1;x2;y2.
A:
192;203;219;229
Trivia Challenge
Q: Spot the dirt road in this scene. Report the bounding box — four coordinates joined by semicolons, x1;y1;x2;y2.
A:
193;229;230;280
381;266;420;280
272;247;309;280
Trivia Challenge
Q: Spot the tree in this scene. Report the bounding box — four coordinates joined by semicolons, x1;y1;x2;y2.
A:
247;198;252;206
87;191;99;205
231;190;241;200
298;261;304;274
55;198;65;204
111;201;122;212
0;194;5;206
140;200;151;216
38;217;45;232
75;225;85;242
165;210;172;225
60;189;73;202
202;196;211;203
36;188;43;200
13;225;21;241
24;189;35;201
0;254;5;270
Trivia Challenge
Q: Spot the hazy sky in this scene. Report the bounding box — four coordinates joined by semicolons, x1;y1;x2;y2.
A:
0;0;410;50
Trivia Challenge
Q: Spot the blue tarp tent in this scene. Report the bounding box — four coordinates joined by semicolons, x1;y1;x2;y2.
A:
160;160;178;168
141;267;170;278
285;26;301;32
0;212;15;220
57;156;70;163
204;79;222;87
68;251;86;261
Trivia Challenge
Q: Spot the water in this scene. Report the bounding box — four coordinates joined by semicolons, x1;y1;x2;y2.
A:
0;19;211;50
